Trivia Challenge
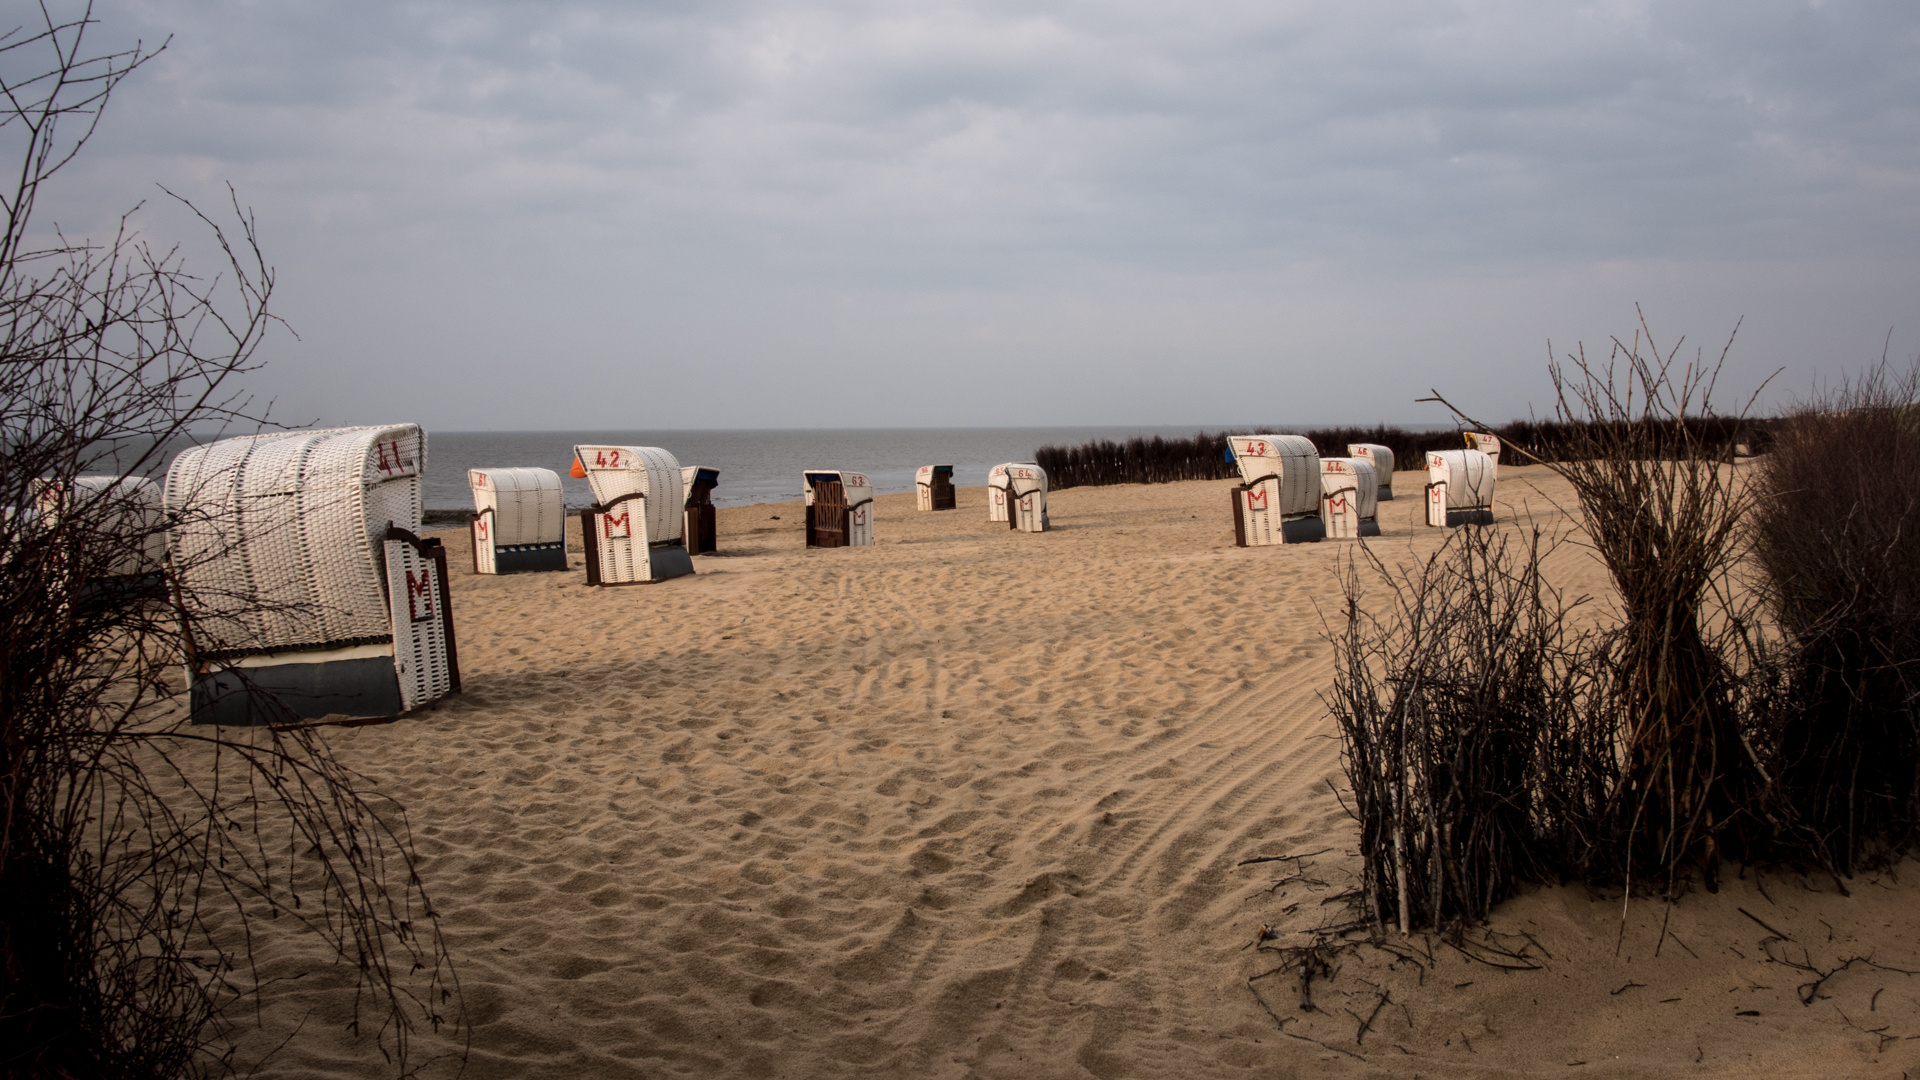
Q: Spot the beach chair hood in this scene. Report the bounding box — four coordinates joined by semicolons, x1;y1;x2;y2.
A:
37;475;166;576
1346;443;1396;499
167;424;426;652
680;465;720;506
1322;457;1379;521
574;445;683;544
988;462;1047;500
1227;435;1320;518
1428;449;1496;509
469;467;565;547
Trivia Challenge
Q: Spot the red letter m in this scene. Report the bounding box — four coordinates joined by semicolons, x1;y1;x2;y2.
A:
406;569;435;623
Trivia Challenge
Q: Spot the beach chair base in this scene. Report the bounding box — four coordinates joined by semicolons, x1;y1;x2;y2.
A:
490;541;569;574
648;544;696;581
1445;508;1495;527
189;647;403;725
1281;516;1326;544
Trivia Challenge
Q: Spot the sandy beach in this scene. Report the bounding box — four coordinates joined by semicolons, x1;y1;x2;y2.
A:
232;465;1920;1078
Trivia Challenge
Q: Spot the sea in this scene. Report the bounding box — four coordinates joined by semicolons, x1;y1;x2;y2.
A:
422;426;1245;510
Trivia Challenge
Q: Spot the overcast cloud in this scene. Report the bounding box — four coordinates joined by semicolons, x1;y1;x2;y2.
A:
31;0;1920;428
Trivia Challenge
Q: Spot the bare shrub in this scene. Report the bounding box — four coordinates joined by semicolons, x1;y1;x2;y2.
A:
1;7;457;1076
1398;312;1776;902
1750;362;1920;872
1327;525;1610;931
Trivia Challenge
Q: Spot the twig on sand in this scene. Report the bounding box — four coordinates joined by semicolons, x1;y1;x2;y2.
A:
1350;991;1391;1045
1238;848;1333;867
1738;907;1795;942
1244;977;1367;1062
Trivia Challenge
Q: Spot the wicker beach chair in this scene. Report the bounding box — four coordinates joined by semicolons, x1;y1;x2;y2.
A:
1425;449;1497;527
1346;443;1396;501
681;465;720;555
804;470;874;548
572;445;696;584
987;462;1048;533
469;467;568;574
166;425;459;725
916;464;956;511
1227;435;1324;546
1320;457;1381;539
36;475;166;580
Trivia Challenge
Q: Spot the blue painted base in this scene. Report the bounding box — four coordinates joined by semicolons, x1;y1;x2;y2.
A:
1281;517;1327;544
495;542;568;573
648;544;695;582
191;657;402;726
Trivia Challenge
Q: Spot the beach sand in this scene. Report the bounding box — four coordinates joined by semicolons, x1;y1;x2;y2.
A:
234;465;1920;1078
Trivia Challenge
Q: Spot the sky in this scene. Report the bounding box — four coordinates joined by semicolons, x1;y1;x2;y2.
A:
21;0;1920;430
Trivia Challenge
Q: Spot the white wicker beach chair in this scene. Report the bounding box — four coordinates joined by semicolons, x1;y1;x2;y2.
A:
469;467;567;574
916;464;956;512
572;445;695;584
1425;449;1497;527
166;425;459;725
1320;458;1381;539
1463;432;1502;473
987;462;1048;533
681;465;720;555
804;470;874;547
1346;443;1396;501
1227;435;1324;546
36;475;166;579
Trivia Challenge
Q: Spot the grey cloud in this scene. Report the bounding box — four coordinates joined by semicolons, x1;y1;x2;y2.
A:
29;0;1920;428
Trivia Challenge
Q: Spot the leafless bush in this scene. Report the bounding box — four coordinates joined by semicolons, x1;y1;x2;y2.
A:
1750;361;1920;872
1034;432;1240;488
1327;525;1612;931
1417;312;1776;893
1;6;457;1076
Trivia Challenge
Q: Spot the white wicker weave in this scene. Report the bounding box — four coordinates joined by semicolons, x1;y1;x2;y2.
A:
1346;443;1396;500
987;462;1048;533
168;425;424;653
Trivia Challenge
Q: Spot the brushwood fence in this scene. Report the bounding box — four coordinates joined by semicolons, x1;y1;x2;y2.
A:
1033;419;1770;491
